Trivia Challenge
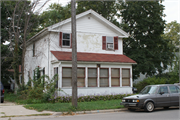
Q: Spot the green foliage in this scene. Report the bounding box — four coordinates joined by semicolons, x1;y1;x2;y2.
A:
56;94;130;103
162;21;180;51
24;99;124;112
120;1;175;79
38;3;71;29
1;44;13;86
11;67;60;104
76;1;121;27
134;68;179;92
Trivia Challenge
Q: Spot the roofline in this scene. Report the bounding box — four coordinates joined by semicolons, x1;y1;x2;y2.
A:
48;9;129;37
25;28;48;47
51;60;137;65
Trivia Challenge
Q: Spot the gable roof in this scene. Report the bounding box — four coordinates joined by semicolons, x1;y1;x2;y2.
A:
51;51;136;64
48;9;129;38
26;9;129;46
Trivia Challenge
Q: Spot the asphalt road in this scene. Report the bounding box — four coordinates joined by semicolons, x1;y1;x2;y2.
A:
3;107;180;120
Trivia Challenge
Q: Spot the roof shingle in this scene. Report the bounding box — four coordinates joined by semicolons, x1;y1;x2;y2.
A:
51;51;136;64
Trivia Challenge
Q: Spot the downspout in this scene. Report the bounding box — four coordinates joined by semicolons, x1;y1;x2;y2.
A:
48;32;50;77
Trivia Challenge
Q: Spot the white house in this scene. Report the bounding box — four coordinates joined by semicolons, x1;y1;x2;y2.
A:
24;9;136;96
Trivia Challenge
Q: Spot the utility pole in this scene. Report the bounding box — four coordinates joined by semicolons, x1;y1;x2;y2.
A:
71;0;77;108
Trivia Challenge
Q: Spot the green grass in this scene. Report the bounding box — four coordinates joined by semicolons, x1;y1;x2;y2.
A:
24;100;123;112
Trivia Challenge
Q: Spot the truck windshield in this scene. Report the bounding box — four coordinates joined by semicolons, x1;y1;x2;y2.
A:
140;86;158;94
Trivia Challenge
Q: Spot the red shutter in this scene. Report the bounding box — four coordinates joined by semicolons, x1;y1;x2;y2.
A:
70;33;72;48
102;36;106;50
59;32;62;47
114;36;118;50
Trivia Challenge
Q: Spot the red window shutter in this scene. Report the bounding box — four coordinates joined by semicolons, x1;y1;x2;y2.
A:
70;33;72;48
59;32;62;47
102;36;106;50
114;36;118;50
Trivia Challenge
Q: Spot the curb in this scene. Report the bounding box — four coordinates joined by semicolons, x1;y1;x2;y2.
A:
52;108;127;116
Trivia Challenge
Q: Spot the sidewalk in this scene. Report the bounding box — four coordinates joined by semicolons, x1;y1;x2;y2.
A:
0;101;127;119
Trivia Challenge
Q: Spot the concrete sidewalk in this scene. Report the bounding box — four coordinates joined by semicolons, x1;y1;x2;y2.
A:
0;101;54;117
0;101;127;119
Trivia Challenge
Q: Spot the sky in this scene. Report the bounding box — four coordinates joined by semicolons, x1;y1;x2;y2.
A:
43;0;180;24
3;0;180;45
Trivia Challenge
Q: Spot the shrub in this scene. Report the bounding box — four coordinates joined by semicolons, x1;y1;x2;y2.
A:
56;93;131;103
134;76;167;92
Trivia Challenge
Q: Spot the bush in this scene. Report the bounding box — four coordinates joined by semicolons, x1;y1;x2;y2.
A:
56;94;131;103
134;76;167;93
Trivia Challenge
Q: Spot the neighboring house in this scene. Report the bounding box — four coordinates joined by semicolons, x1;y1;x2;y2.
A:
24;9;136;96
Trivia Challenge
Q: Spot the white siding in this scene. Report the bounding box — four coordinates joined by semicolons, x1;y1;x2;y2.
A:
55;14;124;36
50;32;123;54
24;35;49;83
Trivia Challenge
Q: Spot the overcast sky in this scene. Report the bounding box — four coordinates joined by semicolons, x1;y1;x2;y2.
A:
43;0;180;24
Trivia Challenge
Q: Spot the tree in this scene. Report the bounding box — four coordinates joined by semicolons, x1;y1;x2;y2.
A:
119;1;175;79
2;0;49;92
162;21;180;51
1;44;14;86
38;3;71;29
76;1;121;27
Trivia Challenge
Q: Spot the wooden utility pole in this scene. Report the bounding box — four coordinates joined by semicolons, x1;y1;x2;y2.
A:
71;0;77;108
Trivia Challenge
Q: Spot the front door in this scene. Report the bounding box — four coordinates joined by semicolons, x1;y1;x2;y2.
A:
156;86;170;107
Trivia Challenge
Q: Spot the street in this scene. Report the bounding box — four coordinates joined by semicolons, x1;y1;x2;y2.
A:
2;107;180;120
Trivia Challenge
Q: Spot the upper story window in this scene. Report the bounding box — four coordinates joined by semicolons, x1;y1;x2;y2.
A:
59;32;72;48
33;43;35;57
102;36;118;50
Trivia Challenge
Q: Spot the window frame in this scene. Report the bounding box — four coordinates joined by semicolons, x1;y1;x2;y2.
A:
111;68;120;87
88;68;98;87
54;67;58;88
62;67;72;87
62;33;71;47
102;36;118;50
122;68;131;87
106;36;114;50
33;43;35;57
100;68;109;87
77;67;85;87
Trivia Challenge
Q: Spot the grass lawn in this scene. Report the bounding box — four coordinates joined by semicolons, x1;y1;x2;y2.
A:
24;100;124;112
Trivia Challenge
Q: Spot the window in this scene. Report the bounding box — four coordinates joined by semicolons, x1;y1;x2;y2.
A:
33;43;35;57
88;68;97;87
158;86;169;94
122;69;130;86
102;36;118;50
111;68;120;87
100;68;109;87
169;86;180;93
59;32;71;47
42;68;45;87
54;67;58;88
62;67;72;87
77;68;85;87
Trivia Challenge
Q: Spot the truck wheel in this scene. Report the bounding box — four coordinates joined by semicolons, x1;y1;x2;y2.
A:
145;102;154;112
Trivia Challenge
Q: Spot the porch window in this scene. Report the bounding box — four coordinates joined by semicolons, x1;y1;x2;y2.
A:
54;67;58;88
62;67;72;87
100;68;109;87
88;68;97;87
77;68;85;87
111;68;120;87
122;69;130;86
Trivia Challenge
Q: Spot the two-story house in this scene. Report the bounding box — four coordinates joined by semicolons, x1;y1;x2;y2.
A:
24;9;136;96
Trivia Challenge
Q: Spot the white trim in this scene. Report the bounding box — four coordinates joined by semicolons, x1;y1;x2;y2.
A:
48;9;129;38
60;61;137;65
